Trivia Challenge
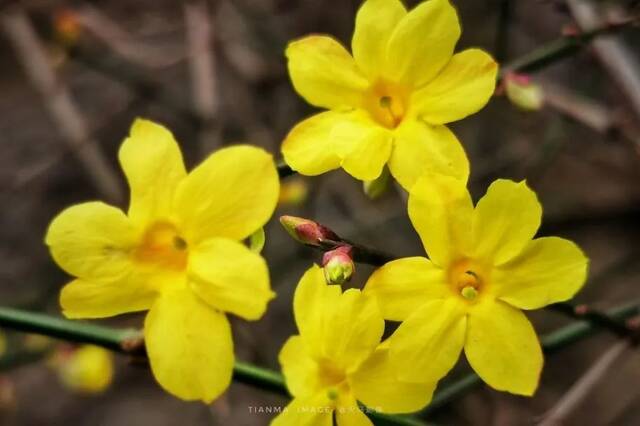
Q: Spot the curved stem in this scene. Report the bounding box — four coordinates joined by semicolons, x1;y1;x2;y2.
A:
0;305;425;426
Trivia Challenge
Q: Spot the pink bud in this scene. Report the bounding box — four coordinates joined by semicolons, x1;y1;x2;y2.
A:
322;245;355;285
280;215;338;247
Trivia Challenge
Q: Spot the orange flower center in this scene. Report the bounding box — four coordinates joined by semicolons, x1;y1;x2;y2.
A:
363;79;409;129
449;259;489;302
317;358;349;402
134;222;188;270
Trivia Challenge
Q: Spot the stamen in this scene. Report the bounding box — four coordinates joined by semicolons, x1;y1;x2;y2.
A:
327;389;339;400
173;236;187;250
379;96;392;109
461;286;478;300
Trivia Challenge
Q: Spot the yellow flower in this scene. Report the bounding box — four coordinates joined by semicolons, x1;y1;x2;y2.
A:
282;0;497;190
56;345;114;394
45;119;280;402
273;265;434;426
365;174;588;395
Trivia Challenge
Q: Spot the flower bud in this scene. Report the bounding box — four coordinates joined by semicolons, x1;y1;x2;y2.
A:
363;167;391;200
322;246;355;285
54;9;82;46
53;345;114;394
504;72;544;111
278;178;309;206
280;215;338;247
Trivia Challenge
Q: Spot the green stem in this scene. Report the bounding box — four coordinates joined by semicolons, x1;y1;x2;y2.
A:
0;306;426;426
500;16;639;77
423;302;640;415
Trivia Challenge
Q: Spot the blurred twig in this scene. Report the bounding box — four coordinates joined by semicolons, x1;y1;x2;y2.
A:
1;6;124;204
538;340;631;426
76;4;186;69
566;0;640;122
184;0;220;153
501;14;639;78
67;43;200;126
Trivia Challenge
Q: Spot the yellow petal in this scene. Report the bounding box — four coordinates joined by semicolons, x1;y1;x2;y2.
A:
173;145;279;244
286;36;369;109
351;0;406;79
408;173;473;268
324;289;385;371
293;266;384;371
271;394;334;426
333;112;393;181
282;112;344;176
364;257;448;321
464;298;543;396
279;335;321;398
335;399;372;426
472;180;542;265
293;265;342;354
350;346;436;413
385;0;460;88
45;202;138;280
144;285;233;402
493;237;589;310
388;119;469;191
389;298;466;383
412;49;498;124
60;277;157;319
188;237;274;320
118;118;187;227
283;111;392;181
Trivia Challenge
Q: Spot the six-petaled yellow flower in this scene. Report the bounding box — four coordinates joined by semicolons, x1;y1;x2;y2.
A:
282;0;498;190
45;119;280;402
365;174;588;395
273;265;434;426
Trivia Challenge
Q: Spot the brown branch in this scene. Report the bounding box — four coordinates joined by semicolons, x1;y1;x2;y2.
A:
1;6;123;204
538;340;631;426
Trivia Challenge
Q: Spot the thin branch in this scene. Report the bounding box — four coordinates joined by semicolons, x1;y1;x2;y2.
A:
538;340;631;426
500;14;639;78
424;302;640;416
0;306;426;426
548;302;640;342
76;4;185;69
1;6;124;204
67;44;200;127
566;0;640;122
184;0;220;153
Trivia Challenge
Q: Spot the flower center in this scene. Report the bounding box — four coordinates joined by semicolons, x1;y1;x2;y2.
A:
134;222;188;270
449;260;488;302
363;80;408;129
316;358;349;403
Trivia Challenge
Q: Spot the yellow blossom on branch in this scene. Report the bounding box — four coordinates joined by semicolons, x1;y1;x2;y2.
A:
365;174;588;395
45;119;280;402
53;345;114;394
282;0;498;190
273;265;434;425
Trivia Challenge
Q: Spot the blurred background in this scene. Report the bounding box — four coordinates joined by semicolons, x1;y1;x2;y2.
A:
1;0;640;425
